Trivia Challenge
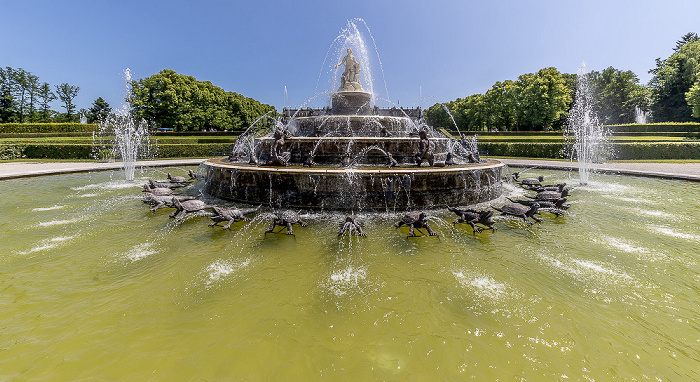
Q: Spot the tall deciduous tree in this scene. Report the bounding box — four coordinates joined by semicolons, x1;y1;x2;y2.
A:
517;67;571;131
589;67;648;125
55;83;80;122
649;34;700;122
687;81;700;119
130;69;276;131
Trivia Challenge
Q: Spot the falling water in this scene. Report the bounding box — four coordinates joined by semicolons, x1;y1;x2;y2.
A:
565;62;609;185
95;68;151;181
634;106;650;124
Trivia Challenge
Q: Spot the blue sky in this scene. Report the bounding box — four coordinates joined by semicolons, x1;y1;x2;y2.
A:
2;0;699;113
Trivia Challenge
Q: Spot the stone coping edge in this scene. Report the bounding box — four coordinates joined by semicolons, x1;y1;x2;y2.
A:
203;158;505;175
504;162;700;182
0;159;207;180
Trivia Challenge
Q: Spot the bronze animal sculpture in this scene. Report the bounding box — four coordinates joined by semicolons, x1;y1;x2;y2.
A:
148;179;187;189
170;198;211;220
492;203;543;224
507;197;568;216
265;210;308;235
528;183;567;192
527;189;570;201
515;175;544;188
338;215;367;237
395;211;438;237
143;184;174;196
209;205;261;229
446;206;496;233
167;173;190;183
142;193;197;212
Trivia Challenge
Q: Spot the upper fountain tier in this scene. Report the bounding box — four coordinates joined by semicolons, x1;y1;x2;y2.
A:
331;47;373;115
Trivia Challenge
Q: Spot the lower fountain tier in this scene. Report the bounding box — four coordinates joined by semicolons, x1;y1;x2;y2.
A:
202;158;504;211
253;137;449;166
292;115;419;137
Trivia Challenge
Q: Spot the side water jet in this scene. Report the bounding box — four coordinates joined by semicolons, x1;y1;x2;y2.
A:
565;62;610;186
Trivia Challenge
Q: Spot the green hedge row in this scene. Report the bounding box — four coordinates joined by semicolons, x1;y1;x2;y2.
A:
154;144;231;158
481;141;700;160
0;123;99;134
609;123;700;133
480;142;566;159
0;143;233;160
614;142;700;159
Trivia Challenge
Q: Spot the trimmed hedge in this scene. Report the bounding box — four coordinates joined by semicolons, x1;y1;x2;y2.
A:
609;123;700;133
0;143;233;160
614;142;700;160
154;144;231;158
480;142;566;159
0;123;99;134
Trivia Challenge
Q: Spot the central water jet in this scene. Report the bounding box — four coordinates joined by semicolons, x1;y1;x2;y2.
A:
202;20;504;210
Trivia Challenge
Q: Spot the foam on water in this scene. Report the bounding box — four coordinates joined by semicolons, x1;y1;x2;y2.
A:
629;208;675;219
20;235;78;254
572;259;633;280
38;217;83;227
32;205;65;212
652;226;700;242
326;265;367;297
203;258;252;287
453;271;508;300
72;181;138;191
120;242;159;262
598;235;650;254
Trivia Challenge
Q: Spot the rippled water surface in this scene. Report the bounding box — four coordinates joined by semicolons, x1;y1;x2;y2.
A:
1;167;699;380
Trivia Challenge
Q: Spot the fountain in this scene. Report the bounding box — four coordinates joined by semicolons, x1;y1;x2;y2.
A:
565;62;610;185
202;21;504;210
92;68;151;181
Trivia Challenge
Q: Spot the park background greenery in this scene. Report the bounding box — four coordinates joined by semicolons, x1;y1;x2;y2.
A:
1;33;700;161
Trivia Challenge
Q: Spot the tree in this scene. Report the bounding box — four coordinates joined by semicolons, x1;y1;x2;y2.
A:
425;102;457;130
10;67;31;123
482;80;519;131
589;67;647;125
674;32;699;52
687;80;700;119
87;97;112;123
517;68;572;130
649;34;700;122
55;83;80;122
0;67;17;123
130;69;276;131
37;82;56;122
26;73;40;122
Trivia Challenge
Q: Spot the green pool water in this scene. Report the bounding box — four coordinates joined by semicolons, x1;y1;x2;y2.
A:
1;167;698;380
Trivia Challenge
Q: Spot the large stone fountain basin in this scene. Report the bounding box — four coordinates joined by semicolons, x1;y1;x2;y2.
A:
203;158;504;210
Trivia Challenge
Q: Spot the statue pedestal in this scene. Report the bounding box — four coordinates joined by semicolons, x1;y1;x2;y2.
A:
331;91;372;115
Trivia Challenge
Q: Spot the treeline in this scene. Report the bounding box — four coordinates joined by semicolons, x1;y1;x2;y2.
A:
427;32;700;131
129;69;277;131
0;67;84;123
